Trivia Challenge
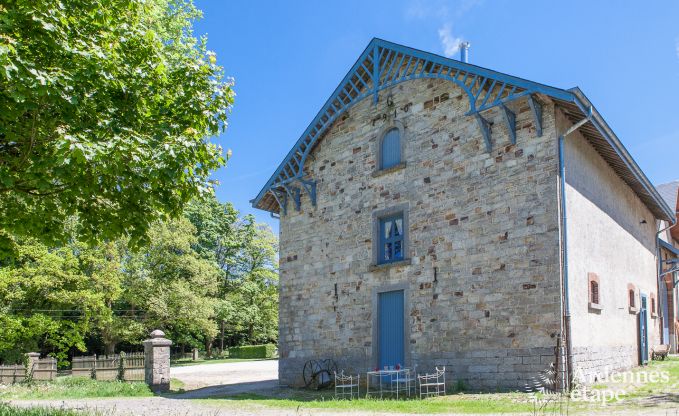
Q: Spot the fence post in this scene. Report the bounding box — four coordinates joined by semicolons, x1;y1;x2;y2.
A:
91;354;97;380
143;329;172;393
25;352;40;382
192;348;199;361
118;351;126;381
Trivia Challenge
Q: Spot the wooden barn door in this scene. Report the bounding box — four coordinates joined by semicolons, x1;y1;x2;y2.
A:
378;290;405;369
639;293;649;365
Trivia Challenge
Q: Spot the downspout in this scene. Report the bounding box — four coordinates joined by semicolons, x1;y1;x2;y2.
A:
558;106;592;391
656;218;677;345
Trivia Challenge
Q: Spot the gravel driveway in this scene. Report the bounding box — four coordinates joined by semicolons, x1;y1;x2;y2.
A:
171;359;278;397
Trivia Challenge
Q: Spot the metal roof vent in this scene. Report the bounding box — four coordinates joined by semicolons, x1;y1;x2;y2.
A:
460;42;470;63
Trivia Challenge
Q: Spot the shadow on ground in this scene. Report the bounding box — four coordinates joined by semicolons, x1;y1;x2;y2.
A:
168;379;279;399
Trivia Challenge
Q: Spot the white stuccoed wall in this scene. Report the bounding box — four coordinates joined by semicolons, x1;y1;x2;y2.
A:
558;109;660;382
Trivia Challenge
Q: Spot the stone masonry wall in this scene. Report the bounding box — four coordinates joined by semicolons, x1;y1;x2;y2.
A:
278;78;563;391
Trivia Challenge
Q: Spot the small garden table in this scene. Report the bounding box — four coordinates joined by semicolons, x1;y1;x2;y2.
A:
366;368;412;398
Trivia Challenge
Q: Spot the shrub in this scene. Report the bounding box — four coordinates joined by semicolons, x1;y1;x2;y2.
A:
228;344;276;359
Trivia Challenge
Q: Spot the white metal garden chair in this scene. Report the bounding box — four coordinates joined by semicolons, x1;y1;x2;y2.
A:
334;371;360;399
418;366;446;398
391;364;416;396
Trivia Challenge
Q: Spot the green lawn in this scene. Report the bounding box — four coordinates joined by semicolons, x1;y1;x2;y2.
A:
193;357;679;414
587;355;679;408
0;403;97;416
170;357;276;367
196;392;548;414
0;376;152;400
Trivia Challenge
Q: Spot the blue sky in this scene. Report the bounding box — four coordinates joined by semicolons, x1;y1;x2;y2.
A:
193;1;679;232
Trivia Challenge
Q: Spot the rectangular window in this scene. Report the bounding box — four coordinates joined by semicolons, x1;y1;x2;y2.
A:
379;214;404;264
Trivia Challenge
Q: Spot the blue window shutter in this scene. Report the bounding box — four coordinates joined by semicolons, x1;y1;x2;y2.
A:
381;128;401;169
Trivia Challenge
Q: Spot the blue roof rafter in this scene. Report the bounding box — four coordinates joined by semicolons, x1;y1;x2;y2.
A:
252;38;674;222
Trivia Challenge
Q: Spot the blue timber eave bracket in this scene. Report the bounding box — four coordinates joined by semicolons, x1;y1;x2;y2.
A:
270;189;288;216
528;95;543;137
281;183;301;212
500;104;516;144
297;178;317;207
372;44;380;104
475;113;492;152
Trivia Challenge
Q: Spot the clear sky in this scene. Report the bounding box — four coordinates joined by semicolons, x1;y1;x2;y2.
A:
193;1;679;232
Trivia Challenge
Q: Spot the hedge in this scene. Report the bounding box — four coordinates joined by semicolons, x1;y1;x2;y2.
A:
228;344;276;359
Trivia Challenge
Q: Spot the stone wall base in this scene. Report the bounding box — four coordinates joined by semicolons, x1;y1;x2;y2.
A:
280;347;560;391
571;345;638;385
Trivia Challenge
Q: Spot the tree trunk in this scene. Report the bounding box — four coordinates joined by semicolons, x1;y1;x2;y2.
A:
205;336;213;358
220;320;225;353
104;341;116;356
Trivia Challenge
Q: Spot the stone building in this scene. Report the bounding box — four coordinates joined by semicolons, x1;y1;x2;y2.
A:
252;39;676;390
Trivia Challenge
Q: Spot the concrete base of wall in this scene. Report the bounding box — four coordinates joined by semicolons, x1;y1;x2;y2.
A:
571;345;638;385
280;347;559;391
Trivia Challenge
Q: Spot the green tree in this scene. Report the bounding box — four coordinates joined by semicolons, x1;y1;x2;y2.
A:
123;218;220;353
223;218;279;345
0;236;124;365
0;0;235;250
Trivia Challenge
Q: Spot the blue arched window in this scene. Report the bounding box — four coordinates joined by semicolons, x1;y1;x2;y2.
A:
380;128;401;169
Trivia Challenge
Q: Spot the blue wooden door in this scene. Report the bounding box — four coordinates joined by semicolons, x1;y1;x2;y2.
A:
639;293;649;364
660;283;670;343
378;290;405;369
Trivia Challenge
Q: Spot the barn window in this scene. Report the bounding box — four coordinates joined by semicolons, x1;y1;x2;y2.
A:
651;293;657;317
627;283;638;313
629;290;635;307
588;272;601;311
379;214;405;264
590;281;599;304
380;128;401;169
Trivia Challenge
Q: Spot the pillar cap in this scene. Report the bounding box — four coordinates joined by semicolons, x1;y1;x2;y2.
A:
150;329;166;339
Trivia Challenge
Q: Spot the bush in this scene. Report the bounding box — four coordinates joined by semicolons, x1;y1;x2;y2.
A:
228;344;276;359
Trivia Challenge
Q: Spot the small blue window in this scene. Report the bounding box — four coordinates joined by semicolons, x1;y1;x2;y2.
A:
379;214;404;264
381;128;401;169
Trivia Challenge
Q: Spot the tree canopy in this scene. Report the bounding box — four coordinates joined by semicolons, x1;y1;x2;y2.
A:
0;0;234;249
0;196;279;365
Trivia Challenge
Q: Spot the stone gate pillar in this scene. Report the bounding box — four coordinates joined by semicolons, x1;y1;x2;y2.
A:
143;329;172;392
25;352;40;378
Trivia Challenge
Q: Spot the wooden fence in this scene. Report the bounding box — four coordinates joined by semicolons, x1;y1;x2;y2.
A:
0;357;56;384
32;357;57;381
0;365;25;384
72;352;144;381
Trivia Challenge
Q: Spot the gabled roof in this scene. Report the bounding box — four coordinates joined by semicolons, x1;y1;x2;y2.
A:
657;181;679;241
251;38;675;223
657;181;679;211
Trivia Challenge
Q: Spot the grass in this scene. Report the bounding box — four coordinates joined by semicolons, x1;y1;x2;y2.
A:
196;392;543;414
170;357;276;367
169;378;185;393
0;403;98;416
192;358;679;414
0;377;152;400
